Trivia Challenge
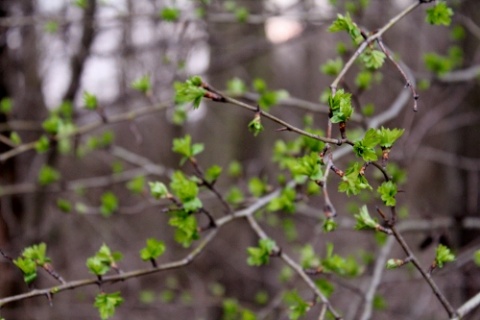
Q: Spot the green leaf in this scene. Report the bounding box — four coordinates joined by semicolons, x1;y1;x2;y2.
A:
131;75;151;93
315;279;335;298
226;77;247;95
228;161;243;178
355;70;374;90
205;165;222;184
94;292;124;320
339;162;372;195
283;290;310;320
140;238;166;261
169;211;199;247
474;250;480;267
10;132;22;145
38;165;61;186
267;187;296;213
149;181;169;199
353;128;380;161
386;258;405;269
170;171;201;211
360;49;386;69
320;58;344;76
354;205;378;230
235;7;249;23
160;7;180;22
226;186;245;206
426;2;453;26
86;244;123;276
377;181;397;206
323;218;338;232
435;244;455;268
0;97;13;114
247;238;276;266
35;135;50;153
328;89;353;123
174;76;206;109
248;115;264;137
377;127;404;148
321;243;360;276
290;152;323;181
126;176;145;194
172;135;204;164
83;91;98;110
13;257;37;284
423;52;454;75
56;198;72;213
100;192;119;217
299;245;320;269
248;177;268;197
328;13;363;44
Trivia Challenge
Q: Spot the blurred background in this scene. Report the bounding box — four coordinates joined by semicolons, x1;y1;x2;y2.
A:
0;0;479;319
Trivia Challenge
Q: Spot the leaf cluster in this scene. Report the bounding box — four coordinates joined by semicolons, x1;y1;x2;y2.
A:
13;243;51;284
86;244;123;276
247;238;277;266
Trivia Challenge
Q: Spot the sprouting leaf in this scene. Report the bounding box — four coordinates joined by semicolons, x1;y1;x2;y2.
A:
290;152;323;181
328;89;353;123
205;165;222;184
320;58;344;76
126;176;145;194
160;7;181;22
360;49;386;70
426;2;453;26
248;177;268;197
328;13;363;44
149;181;169;199
353;128;380;162
226;77;247;95
83;91;98;110
267;188;296;213
354;205;378;230
377;181;397;206
248;115;264;136
131;75;151;94
339;162;372;196
140;238;166;261
38;165;61;186
377;127;404;148
174;76;206;109
226;187;245;206
169;211;199;247
100;192;119;217
435;244;455;268
247;238;276;266
283;290;311;320
94;292;124;320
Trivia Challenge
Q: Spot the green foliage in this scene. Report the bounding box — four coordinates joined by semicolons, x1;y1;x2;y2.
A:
355;70;374;90
321;58;344;76
339;162;372;195
290;152;323;181
172;134;204;164
323;218;338;232
247;238;276;266
360;49;386;70
299;244;320;269
377;181;397;206
38;165;61;186
73;0;88;9
10;132;22;145
267;187;296;213
425;2;453;26
140;238;166;261
378;127;404;148
56;198;73;213
44;20;59;33
35;135;50;153
205;165;222;184
149;181;169;199
169;211;199;247
228;160;243;178
170;171;202;212
354;205;378;230
127;176;145;194
94;292;124;320
353;129;380;161
283;290;310;320
174;76;206;109
13;243;51;284
474;250;480;267
222;298;257;320
423;47;462;76
252;78;289;110
435;244;455;268
86;244;123;276
248;177;268;197
248;115;264;137
226;77;247;95
328;13;363;45
0;97;13;114
235;7;249;23
226;186;245;206
328;89;354;123
321;243;360;276
100;192;119;217
160;7;181;22
386;258;405;269
83;91;98;110
131;75;151;94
